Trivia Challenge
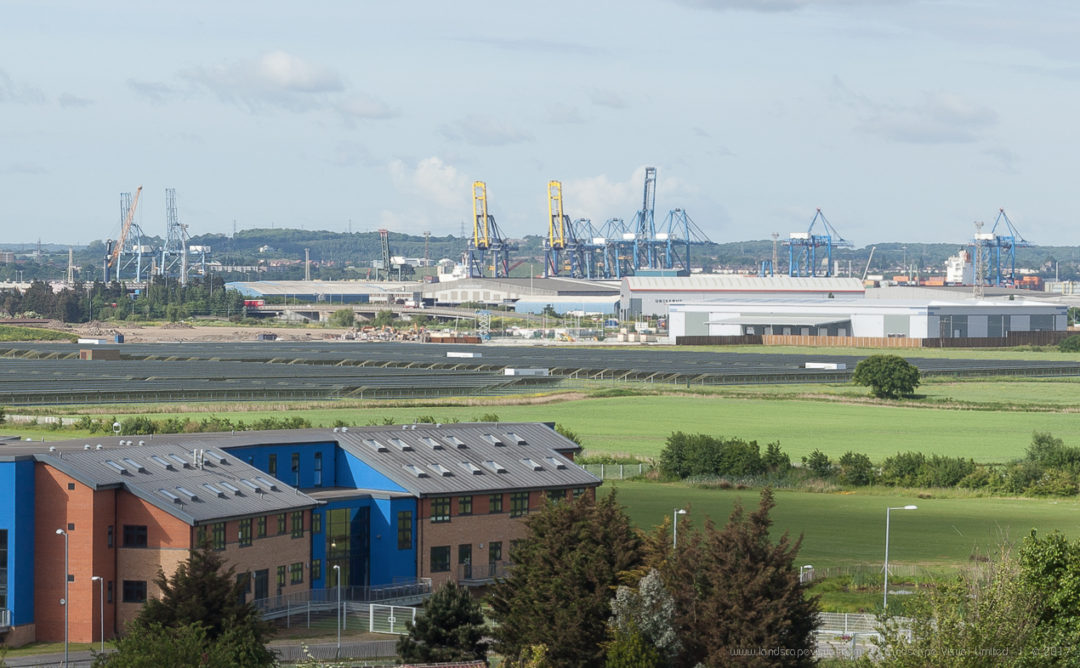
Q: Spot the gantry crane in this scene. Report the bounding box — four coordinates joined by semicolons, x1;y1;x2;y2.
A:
982;209;1031;286
786;209;852;277
466;181;512;278
105;186;142;282
631;167;658;270
543;180;587;278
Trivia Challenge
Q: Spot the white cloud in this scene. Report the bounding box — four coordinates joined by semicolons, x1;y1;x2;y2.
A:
127;79;181;105
440;115;532;146
58;93;93;108
545;104;586;124
183;50;343;111
336;93;398;120
389;156;469;210
563;166;694;223
589;88;627;109
0;161;48;175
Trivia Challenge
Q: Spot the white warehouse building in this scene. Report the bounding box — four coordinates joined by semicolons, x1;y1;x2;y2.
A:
669;298;1067;340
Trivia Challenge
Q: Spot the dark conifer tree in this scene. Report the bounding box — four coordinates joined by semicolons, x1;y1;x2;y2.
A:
397;582;488;663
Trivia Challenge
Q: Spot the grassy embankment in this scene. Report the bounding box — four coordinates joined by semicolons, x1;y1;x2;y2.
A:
0;324;76;342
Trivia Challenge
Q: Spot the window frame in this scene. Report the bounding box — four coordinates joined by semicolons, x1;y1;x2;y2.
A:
397;511;413;550
238;518;252;547
430;546;451;573
212;522;226;551
122;580;147;603
122;524;148;548
510;492;529;518
430;497;451;523
290;562;304;585
291;511;304;538
458;496;473;516
488;493;503;514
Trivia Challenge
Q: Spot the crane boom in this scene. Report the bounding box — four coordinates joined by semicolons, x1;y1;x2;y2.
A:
472;181;490;249
547;180;567;250
109;186;142;268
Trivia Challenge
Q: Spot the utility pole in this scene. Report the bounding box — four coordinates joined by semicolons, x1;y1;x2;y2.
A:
304;248;311;281
973;222;986;300
771;232;779;275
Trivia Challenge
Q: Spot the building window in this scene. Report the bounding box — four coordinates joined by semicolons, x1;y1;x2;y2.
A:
312;512;322;534
573;487;586;499
122;580;147;603
312;559;322;581
314;452;323;487
431;497;451;523
268;454;277;477
107;580;113;604
547;490;565;504
510;492;529;518
239;519;252;547
291;511;304;538
489;541;502;564
397;511;413;550
277;513;287;535
0;529;6;608
489;494;503;513
431;546;451;573
277;566;286;589
107;525;114;548
291;452;300;486
196;526;207;547
122;525;147;548
458;496;473;516
290;562;304;584
212;522;226;551
257;516;267;538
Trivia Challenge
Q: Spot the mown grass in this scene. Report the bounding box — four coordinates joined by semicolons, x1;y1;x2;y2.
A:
605;480;1080;570
0;325;76;342
12;379;1080;463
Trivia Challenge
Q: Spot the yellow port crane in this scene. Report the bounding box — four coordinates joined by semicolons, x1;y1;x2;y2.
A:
108;185;142;270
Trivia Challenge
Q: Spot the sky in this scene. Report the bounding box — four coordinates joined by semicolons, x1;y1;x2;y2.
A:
2;1;1079;248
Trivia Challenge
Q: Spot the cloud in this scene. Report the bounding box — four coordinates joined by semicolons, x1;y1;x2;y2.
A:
440;115;532;146
832;78;997;144
127;79;181;104
983;146;1019;174
545;104;586;124
0;161;48;175
330;141;378;167
58;93;93;108
336;93;398;120
183;50;343;111
0;70;47;104
589;88;627;109
389;156;469;210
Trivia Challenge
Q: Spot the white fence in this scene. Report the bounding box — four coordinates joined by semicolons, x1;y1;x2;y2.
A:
579;463;651;479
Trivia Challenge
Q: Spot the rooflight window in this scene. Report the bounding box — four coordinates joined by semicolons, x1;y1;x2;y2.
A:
121;457;147;473
506;432;527;445
167;453;190;468
219;481;242;495
176;486;199;501
364;439;388;453
254;476;280;491
446;436;467;449
482;460;507;474
157;489;181;503
459;461;483;475
545;457;567;470
202;483;227;498
150;455;174;470
204;450;228;465
522;458;543;471
402;464;428;478
421;437;444;450
484;434;505;447
389;437;413;452
428;463;452;477
103;460;128;474
240;479;262;493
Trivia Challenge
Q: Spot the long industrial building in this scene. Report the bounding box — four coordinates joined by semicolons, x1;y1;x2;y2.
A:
619;276;866;319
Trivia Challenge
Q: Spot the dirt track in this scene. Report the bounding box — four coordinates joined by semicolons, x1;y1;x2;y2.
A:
72;322;356;344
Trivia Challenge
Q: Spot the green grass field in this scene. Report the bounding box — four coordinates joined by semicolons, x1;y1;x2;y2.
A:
605;480;1080;569
13;378;1080;463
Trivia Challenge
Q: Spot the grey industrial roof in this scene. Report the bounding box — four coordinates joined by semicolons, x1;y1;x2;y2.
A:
707;316;852;327
35;442;318;525
623;275;866;292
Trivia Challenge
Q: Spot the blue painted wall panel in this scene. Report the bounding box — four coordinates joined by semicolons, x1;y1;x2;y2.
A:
0;460;36;626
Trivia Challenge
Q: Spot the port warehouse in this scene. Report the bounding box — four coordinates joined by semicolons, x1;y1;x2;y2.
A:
0;423;599;647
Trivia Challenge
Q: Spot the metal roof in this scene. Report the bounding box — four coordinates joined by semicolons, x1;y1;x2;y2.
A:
623;275;865;292
707;316;851;327
36;442;318;525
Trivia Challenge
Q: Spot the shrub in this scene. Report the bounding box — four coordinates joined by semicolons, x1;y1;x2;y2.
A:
1059;335;1080;352
803;449;832;478
328;308;356;328
657;432;787;479
851;354;921;399
880;451;926;487
1025;432;1080;472
1027;469;1079;497
958;466;994;490
837;451;874;486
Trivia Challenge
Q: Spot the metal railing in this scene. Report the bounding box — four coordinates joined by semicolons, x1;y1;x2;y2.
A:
458;561;511;583
252;579;431;619
579;463;651;480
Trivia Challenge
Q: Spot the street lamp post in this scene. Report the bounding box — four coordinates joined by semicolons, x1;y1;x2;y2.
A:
673;508;687;549
884;505;918;610
91;576;104;654
333;564;341;654
56;528;69;667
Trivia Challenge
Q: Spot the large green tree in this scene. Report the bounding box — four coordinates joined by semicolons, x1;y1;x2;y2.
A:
489;492;644;667
852;354;921;399
659;489;818;667
98;542;276;667
396;582;488;663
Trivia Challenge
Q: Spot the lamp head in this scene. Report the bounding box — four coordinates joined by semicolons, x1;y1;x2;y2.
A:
675;509;687;515
904;505;918;510
91;576;102;582
55;529;65;535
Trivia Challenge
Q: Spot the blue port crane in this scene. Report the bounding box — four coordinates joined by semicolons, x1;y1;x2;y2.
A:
786;209;852;277
630;167;659;270
466;181;512;278
543;180;587;278
979;208;1030;286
